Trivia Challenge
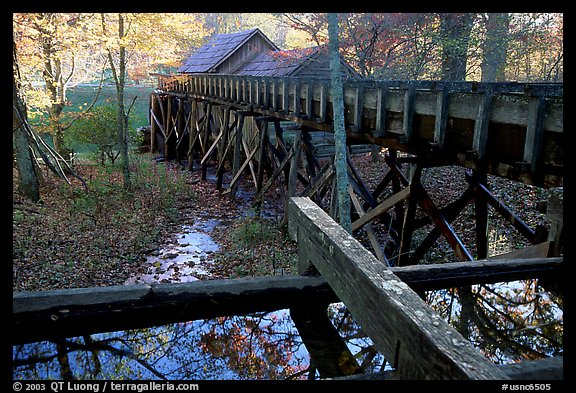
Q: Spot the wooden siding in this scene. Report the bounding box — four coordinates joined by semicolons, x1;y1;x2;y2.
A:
216;34;276;74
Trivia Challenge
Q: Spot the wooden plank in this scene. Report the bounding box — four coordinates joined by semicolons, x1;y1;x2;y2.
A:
351;185;411;232
472;90;494;159
288;130;302;197
300;162;335;198
291;304;361;378
319;82;328;123
256;119;269;193
401;84;416;143
488;241;550;260
288;196;511;380
375;84;388;137
230;112;245;198
349;185;388;266
305;79;314;119
12;275;336;345
391;256;562;292
13;257;561;345
523;96;547;173
352;84;364;132
433;85;450;148
332;356;563;381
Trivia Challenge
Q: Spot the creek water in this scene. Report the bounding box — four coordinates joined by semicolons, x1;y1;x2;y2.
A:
124;219;221;285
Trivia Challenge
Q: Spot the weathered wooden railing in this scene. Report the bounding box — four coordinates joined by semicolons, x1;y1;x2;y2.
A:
287;196;563;380
154;73;563;188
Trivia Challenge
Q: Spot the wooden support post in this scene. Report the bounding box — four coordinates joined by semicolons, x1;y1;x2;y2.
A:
287;197;511;380
349;185;389;265
216;110;235;190
409;186;475;263
225;131;261;194
293;80;301;118
401;84;416;143
388;151;405;247
256;119;269;193
352;84;364;132
163;96;173;160
351;186;411;232
375;84;388;137
473;170;489;259
466;171;543;244
546;188;563;257
201;103;212;180
523;96;547;175
230;112;245;199
186;100;196;171
305;79;313;119
301;130;318;181
149;93;158;153
288;130;302;197
290;304;362;378
388;157;474;264
282;79;289;115
255;149;293;203
397;164;421;265
472;89;494;160
300;162;335;200
433;84;450;148
319;83;328;123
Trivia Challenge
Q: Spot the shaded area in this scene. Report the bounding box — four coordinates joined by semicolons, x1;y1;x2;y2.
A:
13;279;562;380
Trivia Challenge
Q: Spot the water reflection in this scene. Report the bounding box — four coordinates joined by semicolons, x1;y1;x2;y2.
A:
13;279;562;380
425;279;563;364
125;220;221;285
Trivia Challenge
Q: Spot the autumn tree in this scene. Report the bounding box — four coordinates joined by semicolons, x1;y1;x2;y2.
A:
13;42;40;202
98;13;209;189
13;13;107;156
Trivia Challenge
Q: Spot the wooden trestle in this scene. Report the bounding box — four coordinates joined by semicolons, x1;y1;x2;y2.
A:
150;74;563;266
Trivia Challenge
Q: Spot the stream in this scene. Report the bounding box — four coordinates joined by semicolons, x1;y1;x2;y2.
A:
124;219;221;285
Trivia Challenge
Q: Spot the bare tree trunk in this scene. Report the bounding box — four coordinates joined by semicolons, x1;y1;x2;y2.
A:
328;13;351;234
481;13;510;82
103;13;131;189
439;13;475;81
13;43;40;203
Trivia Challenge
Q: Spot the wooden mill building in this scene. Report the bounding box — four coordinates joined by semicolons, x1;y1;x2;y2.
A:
153;28;361;159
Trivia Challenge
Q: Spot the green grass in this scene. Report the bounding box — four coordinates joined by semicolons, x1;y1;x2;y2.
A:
33;84;154;155
64;84;154;128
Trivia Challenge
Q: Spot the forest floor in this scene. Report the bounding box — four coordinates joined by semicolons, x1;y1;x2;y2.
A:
12;150;556;292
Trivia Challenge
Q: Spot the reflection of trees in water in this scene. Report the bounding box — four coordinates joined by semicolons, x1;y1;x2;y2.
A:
12;279;562;380
425;279;563;363
326;303;387;374
13;310;310;380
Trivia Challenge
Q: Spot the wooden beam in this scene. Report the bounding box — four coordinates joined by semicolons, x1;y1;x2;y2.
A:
13;257;561;345
331;356;563;381
291;304;362;378
349;185;388;265
288;197;511;380
351;185;411;232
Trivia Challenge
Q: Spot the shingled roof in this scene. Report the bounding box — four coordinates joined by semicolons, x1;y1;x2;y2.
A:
177;28;278;74
234;46;360;78
177;28;360;79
